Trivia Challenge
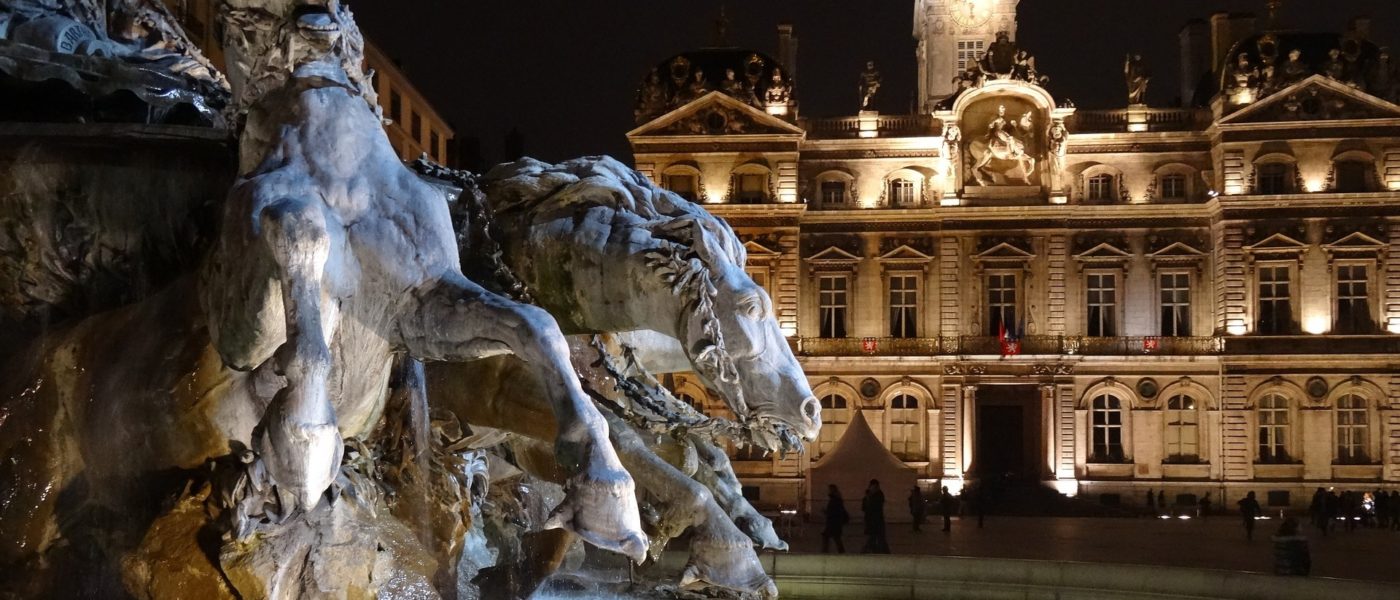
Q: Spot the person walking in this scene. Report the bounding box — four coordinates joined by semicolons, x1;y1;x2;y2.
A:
939;485;958;533
1158;489;1166;513
1198;492;1212;519
908;485;927;533
1308;487;1328;535
822;484;849;554
1146;488;1156;516
1238;491;1262;541
861;479;889;553
1271;518;1311;576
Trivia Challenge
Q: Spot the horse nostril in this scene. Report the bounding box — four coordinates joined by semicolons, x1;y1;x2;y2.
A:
802;396;821;423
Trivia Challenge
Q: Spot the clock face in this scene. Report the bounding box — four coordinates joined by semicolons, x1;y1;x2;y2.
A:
950;0;993;29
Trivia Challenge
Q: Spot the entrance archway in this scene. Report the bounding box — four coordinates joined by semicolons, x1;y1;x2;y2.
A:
972;384;1044;481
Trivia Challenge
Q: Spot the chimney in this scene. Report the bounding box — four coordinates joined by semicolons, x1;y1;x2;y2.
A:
1350;16;1372;40
1179;19;1210;106
1210;12;1256;79
777;23;798;84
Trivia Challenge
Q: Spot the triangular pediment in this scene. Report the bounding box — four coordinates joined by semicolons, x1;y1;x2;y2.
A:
1221;75;1400;125
1149;241;1207;259
627;91;806;138
975;242;1035;260
743;239;782;257
1324;231;1385;250
1245;233;1307;252
878;244;935;262
1074;242;1133;261
807;245;862;264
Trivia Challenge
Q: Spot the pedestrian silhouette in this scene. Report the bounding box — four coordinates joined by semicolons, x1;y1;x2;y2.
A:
1238;491;1262;541
822;484;848;554
1309;487;1328;535
862;479;889;553
1271;517;1310;576
939;485;957;533
1198;492;1211;519
908;485;927;533
1146;488;1156;515
1158;489;1166;512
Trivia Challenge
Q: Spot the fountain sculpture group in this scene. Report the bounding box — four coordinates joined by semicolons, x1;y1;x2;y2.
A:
0;1;817;598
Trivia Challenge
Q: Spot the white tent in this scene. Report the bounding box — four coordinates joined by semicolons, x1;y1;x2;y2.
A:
808;410;920;523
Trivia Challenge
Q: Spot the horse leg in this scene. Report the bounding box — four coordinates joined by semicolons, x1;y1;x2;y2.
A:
601;412;777;599
254;196;343;517
972;153;992;185
399;277;647;563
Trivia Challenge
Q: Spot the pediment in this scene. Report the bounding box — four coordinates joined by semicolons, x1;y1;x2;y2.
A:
1244;233;1307;253
975;242;1035;261
1148;241;1207;259
878;244;935;262
743;239;782;258
1222;75;1400;125
627;91;806;138
807;245;862;265
1324;231;1385;250
1073;242;1132;262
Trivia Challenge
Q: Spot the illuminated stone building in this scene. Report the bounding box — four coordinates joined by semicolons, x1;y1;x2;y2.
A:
164;0;453;163
630;0;1400;513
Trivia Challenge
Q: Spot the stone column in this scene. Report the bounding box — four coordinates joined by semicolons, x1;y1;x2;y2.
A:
961;385;978;476
940;384;963;481
1042;384;1057;478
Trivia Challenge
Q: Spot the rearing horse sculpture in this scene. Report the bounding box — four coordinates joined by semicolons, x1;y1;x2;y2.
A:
971;104;1037;185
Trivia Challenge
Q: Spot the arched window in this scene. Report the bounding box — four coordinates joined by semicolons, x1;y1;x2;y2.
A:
1164;395;1199;461
889;178;916;206
1335;394;1369;464
1256;162;1295;194
1257;393;1291;463
676;392;702;411
1090;394;1125;462
815;393;850;458
1087;174;1117;203
1158;172;1189;201
730;166;772;203
814;171;854;206
662;166;702;202
888;393;923;461
1333;160;1373;193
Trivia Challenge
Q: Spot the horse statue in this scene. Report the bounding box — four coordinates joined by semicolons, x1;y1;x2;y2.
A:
0;0;649;585
420;156;822;596
970;104;1037;185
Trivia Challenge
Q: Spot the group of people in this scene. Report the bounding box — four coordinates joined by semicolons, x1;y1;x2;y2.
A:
1307;487;1400;534
821;480;976;554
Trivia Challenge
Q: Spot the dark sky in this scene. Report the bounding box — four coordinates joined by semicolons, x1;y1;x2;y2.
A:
352;1;1400;165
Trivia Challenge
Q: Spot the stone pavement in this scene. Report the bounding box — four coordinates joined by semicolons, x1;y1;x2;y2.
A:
778;514;1400;583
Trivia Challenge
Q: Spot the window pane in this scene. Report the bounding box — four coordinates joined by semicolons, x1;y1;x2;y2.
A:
820;275;849;338
1334;264;1371;334
821;180;847;204
889;274;919;338
1257;265;1292;334
987;273;1017;336
1087;273;1117;337
1159;272;1191;336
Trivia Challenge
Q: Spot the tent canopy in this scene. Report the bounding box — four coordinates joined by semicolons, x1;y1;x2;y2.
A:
808;410;920;523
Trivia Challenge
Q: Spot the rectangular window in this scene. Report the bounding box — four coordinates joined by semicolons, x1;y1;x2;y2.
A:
888;274;918;338
1159;272;1191;336
889;179;916;206
821;180;847;204
1257;163;1292;194
411;112;422;142
390;90;403;124
1334;161;1370;193
1256;264;1293;334
664;174;697;201
1088;174;1115;202
1091;395;1125;462
733;173;769;202
888;394;922;461
1160;174;1187;200
1335;395;1368;463
1334;264;1371;334
986;273;1017;336
956;39;986;72
819;275;849;338
429;131;441;162
745;267;771;299
1258;394;1290;462
1086;272;1118;337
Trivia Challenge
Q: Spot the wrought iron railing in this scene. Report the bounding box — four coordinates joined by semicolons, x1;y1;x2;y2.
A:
800;114;938;138
796;335;1225;357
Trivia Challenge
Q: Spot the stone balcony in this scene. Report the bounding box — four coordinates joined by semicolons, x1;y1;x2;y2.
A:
795;334;1400;357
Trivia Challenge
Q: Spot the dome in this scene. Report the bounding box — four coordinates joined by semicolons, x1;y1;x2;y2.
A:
634;47;794;123
1202;31;1385;106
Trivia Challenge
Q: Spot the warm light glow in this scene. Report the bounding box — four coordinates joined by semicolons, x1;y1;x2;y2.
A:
1049;194;1068;205
1051;480;1079;497
1227;322;1247;336
940;195;962;207
1231;88;1256;105
1223;183;1244;195
942;478;966;495
1127;123;1148;133
1388;181;1400;191
1304;178;1324;193
781;323;798;337
766;104;790;117
858;112;878;138
1388;317;1400;334
1303;315;1330;335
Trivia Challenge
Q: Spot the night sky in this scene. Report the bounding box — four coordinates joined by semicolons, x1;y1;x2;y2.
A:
352;1;1400;165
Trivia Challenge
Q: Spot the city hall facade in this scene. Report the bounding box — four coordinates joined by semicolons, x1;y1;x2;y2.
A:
629;0;1400;512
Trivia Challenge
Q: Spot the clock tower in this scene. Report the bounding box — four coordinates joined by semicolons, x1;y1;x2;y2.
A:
914;0;1020;110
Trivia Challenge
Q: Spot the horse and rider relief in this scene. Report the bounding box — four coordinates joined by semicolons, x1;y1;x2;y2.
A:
960;96;1044;187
